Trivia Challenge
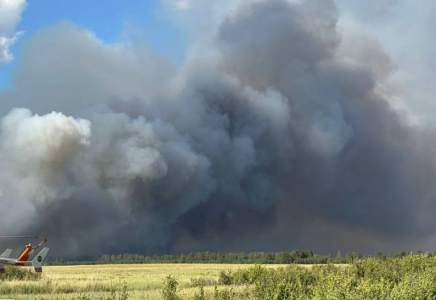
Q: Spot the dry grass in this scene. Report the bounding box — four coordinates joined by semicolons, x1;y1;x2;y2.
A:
0;264;288;299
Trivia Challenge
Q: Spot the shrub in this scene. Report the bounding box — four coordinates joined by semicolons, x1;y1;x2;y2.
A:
219;288;235;300
162;275;180;300
163;256;436;300
218;270;233;285
119;280;128;300
194;284;205;300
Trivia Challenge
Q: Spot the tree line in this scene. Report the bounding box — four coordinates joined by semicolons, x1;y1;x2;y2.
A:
46;249;429;265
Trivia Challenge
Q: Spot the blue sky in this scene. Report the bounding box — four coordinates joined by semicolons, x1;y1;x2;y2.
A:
0;0;187;90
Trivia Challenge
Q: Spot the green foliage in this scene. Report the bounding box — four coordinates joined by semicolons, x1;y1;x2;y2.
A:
219;288;235;300
250;256;436;300
218;270;233;285
51;248;401;265
193;284;205;300
48;248;436;265
217;264;269;286
374;252;385;260
68;249;350;265
162;275;180;300
214;285;219;300
76;295;93;300
119;280;128;300
163;255;436;300
290;249;313;260
101;280;129;300
276;251;292;264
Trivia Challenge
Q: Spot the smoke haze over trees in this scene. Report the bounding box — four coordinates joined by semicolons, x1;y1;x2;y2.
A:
1;0;436;255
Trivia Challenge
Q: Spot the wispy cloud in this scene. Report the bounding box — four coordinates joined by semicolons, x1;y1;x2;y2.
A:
162;0;191;10
0;0;27;64
174;0;190;10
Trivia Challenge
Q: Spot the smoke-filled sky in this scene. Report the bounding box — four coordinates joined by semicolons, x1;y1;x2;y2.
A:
1;0;436;256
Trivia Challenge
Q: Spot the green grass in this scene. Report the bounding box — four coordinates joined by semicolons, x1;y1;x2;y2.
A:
0;264;286;299
3;256;435;300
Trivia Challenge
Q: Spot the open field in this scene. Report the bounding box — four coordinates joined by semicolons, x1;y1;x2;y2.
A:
2;256;436;299
0;264;286;300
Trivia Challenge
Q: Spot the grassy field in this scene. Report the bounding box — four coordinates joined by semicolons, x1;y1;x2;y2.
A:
3;256;436;300
0;264;286;300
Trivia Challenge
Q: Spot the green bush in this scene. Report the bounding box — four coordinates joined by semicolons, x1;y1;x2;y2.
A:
162;275;180;300
193;284;205;300
162;255;436;300
218;270;233;285
219;288;235;300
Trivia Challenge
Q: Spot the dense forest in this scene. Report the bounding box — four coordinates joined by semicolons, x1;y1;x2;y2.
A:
47;249;428;265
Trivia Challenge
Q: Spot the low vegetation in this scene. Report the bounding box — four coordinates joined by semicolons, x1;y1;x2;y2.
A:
1;266;41;281
0;264;259;299
2;254;436;299
164;255;436;300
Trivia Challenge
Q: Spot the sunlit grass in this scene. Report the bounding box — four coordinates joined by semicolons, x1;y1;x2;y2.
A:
0;264;286;300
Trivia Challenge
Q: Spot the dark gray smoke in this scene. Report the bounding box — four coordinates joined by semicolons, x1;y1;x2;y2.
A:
1;0;436;255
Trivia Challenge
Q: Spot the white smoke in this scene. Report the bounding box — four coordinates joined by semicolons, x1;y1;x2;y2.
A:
0;108;90;232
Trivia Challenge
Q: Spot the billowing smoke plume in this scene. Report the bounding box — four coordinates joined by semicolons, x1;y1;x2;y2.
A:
0;109;90;233
1;0;436;255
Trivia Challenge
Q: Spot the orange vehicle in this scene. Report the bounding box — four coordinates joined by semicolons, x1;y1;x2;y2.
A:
0;237;49;273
